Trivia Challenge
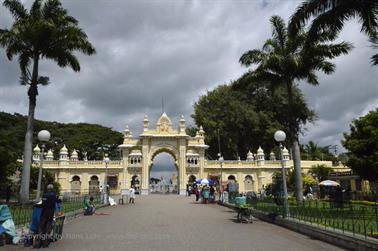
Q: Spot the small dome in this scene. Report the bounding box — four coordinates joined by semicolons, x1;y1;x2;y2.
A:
257;146;264;155
60;144;68;153
46;149;54;158
247;150;253;158
71;149;78;157
270;151;275;156
144;115;149;121
33;145;40;152
282;147;289;155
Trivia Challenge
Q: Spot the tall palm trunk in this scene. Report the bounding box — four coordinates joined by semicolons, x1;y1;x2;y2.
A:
292;138;303;202
286;80;303;203
19;56;39;204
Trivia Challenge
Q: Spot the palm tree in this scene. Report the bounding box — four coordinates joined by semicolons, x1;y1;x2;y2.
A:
304;141;321;160
239;15;352;202
0;0;95;203
289;0;378;65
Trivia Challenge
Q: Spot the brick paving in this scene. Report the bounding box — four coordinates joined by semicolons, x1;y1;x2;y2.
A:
5;195;344;251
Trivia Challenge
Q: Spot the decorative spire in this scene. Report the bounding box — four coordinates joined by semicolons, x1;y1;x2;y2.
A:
179;115;186;134
246;150;253;162
143;115;149;132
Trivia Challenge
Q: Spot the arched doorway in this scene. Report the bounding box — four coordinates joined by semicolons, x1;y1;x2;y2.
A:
71;175;81;194
89;175;100;195
149;152;178;194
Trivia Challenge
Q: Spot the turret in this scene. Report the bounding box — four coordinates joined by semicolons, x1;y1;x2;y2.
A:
59;144;68;162
246;150;254;162
179;115;186;134
256;146;265;166
143;115;149;132
33;145;41;161
46;149;54;161
269;151;276;161
70;149;79;161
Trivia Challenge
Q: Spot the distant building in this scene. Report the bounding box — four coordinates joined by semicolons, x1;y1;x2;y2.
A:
35;113;351;195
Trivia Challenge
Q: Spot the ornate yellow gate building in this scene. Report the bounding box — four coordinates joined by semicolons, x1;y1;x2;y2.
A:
36;113;350;195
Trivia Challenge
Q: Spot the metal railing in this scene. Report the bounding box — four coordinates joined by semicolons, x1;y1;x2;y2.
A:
9;194;104;227
229;196;378;239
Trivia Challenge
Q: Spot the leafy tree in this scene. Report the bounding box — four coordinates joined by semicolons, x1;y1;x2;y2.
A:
192;77;312;160
342;109;378;189
303;175;317;188
309;164;332;181
239;15;352;202
289;0;378;65
0;0;95;203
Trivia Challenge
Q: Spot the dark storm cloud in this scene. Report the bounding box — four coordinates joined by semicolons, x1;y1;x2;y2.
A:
0;0;376;154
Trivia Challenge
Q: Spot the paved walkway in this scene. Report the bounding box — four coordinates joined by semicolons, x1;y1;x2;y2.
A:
6;195;344;251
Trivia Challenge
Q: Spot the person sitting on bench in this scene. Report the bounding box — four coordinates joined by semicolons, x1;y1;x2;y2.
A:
83;196;95;215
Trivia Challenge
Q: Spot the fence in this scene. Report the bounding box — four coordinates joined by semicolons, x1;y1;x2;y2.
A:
9;194;104;227
233;196;378;239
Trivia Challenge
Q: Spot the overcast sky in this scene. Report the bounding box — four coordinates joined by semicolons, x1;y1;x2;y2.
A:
0;0;377;157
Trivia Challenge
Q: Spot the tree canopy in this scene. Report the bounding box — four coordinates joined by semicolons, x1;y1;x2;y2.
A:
342;109;378;182
191;75;314;160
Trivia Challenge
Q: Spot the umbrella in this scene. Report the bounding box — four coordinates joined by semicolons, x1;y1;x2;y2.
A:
208;179;216;186
200;178;209;185
319;180;340;186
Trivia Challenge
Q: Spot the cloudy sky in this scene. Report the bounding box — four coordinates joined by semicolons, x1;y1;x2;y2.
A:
0;0;377;156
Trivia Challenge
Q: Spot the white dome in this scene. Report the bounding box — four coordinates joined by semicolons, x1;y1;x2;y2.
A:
60;144;68;154
282;147;289;155
247;150;253;158
46;149;54;158
257;146;264;155
71;149;78;157
33;145;40;152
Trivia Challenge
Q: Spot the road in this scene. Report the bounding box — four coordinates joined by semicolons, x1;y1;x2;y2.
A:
5;195;344;251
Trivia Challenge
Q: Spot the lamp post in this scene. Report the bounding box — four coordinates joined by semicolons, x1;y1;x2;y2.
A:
218;154;224;203
103;155;110;204
274;130;289;218
36;130;51;201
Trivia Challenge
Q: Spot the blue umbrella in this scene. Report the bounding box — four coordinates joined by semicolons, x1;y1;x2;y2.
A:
209;179;216;186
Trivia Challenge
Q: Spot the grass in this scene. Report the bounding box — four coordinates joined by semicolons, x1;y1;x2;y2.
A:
251;198;378;239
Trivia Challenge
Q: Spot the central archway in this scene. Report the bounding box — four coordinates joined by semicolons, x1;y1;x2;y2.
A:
149;152;179;194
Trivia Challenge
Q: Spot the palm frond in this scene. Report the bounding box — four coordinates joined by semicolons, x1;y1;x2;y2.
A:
270;15;287;49
239;49;265;66
3;0;28;20
30;0;43;18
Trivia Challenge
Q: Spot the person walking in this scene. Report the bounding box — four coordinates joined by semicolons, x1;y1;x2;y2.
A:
36;184;57;248
129;185;136;204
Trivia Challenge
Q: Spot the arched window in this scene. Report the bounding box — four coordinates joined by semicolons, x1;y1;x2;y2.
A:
244;175;254;191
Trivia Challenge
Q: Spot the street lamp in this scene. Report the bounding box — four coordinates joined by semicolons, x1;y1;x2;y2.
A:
103;155;110;204
36;130;51;201
218;154;224;203
274;130;289;218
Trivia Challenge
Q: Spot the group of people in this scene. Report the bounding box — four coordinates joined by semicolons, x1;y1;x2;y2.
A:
187;183;217;204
